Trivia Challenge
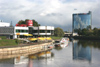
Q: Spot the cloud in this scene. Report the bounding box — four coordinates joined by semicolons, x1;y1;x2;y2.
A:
0;0;100;31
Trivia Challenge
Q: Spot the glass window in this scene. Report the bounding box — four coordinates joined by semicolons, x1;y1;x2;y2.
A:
16;30;18;33
22;30;24;32
47;30;50;33
40;30;45;33
34;30;38;33
16;30;20;32
16;29;28;33
73;13;91;33
51;30;54;34
25;30;28;32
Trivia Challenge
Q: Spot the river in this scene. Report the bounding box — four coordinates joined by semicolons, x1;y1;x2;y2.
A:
0;40;100;67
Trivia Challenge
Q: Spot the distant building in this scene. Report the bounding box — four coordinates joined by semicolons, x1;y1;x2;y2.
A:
72;11;92;33
0;22;10;27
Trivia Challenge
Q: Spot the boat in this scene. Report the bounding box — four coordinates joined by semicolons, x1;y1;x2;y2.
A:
54;37;69;47
54;40;61;47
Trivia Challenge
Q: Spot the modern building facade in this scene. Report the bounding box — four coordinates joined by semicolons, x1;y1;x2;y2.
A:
72;11;92;33
0;22;54;39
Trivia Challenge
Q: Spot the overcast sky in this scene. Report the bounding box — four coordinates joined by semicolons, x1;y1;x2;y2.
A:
0;0;100;31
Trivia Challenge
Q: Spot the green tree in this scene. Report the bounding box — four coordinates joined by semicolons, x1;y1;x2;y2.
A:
17;19;40;26
93;28;98;36
82;28;88;36
98;30;100;36
54;27;64;37
18;20;25;24
32;19;40;26
78;28;82;36
87;25;91;30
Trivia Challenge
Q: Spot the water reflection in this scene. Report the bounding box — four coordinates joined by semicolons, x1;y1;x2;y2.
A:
54;46;62;50
73;40;92;62
1;40;100;67
15;56;28;64
29;51;54;59
0;56;29;67
54;42;69;50
0;51;54;67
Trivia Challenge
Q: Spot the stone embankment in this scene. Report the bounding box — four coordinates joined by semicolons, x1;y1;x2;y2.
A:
0;41;53;59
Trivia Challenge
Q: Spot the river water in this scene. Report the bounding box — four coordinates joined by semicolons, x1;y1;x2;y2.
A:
0;40;100;67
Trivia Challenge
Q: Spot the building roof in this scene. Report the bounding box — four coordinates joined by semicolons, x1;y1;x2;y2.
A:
0;22;10;27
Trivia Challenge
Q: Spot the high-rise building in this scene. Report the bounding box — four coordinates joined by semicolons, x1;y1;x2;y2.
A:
72;11;92;33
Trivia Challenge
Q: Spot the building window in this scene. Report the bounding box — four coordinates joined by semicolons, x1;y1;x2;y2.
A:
25;30;28;32
51;30;54;35
16;29;28;33
22;30;24;32
40;30;45;33
16;30;19;33
17;30;20;32
47;30;50;33
34;30;38;33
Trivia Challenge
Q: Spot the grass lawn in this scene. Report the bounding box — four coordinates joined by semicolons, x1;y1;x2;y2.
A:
0;39;18;47
51;36;62;40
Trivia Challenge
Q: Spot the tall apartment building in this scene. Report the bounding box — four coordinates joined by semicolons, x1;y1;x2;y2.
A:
72;11;92;33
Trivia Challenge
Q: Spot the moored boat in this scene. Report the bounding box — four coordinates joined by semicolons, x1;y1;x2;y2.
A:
54;37;69;47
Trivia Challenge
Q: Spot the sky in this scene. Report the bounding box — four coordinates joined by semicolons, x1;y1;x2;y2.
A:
0;0;100;31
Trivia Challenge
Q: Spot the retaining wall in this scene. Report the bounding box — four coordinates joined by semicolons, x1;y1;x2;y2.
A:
0;42;53;59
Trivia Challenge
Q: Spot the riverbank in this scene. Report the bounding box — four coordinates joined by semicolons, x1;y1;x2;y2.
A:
73;36;100;40
0;40;54;48
0;36;54;47
0;36;60;47
0;41;53;59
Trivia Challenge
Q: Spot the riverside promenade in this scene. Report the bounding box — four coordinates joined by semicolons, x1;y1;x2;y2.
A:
0;41;54;59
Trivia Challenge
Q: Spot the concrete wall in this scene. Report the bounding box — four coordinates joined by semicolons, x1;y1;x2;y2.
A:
0;42;53;59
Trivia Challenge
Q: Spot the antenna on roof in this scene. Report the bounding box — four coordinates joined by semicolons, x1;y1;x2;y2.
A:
0;20;3;22
10;21;13;27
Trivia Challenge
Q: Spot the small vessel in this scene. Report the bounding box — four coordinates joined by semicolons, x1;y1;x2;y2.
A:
55;40;60;47
55;37;69;47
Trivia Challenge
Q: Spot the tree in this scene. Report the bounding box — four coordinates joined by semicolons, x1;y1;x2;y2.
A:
18;20;25;24
78;28;82;36
82;28;88;36
93;27;98;36
87;25;91;30
54;27;64;37
32;19;40;26
17;19;40;26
